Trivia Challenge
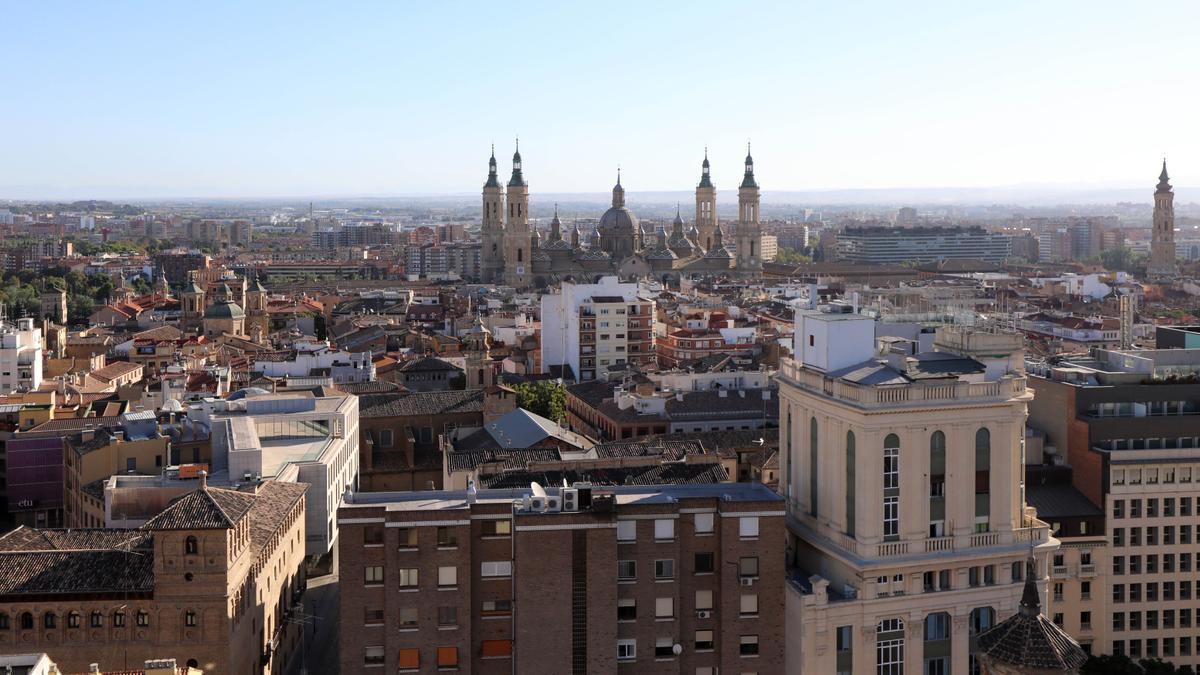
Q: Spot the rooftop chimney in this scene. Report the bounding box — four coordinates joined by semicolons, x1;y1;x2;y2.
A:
198;469;207;490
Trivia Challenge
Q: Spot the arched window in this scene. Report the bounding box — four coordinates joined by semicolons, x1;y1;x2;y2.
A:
924;611;951;672
44;612;56;629
113;611;126;627
185;536;198;555
20;612;33;630
876;617;905;675
0;614;9;630
136;611;149;627
809;418;819;518
845;431;856;536
929;431;947;537
185;611;198;627
68;612;80;628
975;428;992;532
91;611;103;628
883;434;900;541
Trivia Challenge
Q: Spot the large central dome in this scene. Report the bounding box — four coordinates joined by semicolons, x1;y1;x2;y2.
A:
597;174;639;235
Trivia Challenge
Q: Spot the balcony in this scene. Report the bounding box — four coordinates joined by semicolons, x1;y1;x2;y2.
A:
1079;563;1096;577
1051;565;1069;579
779;359;1027;410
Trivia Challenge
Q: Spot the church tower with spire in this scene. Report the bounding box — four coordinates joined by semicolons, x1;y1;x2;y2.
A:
735;144;763;273
502;141;532;288
1148;159;1179;281
461;314;493;389
695;149;718;252
480;146;506;284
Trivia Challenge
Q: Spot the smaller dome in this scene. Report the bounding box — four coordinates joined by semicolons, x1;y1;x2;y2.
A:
205;301;245;320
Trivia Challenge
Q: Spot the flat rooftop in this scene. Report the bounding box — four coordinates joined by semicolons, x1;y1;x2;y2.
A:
344;482;783;513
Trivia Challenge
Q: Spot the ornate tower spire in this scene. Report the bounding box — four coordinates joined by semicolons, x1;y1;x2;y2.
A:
695;148;717;251
612;167;625;208
481;145;506;284
549;203;562;242
484;144;501;189
736;141;763;274
503;139;532;288
508;137;526;188
1148;158;1179;280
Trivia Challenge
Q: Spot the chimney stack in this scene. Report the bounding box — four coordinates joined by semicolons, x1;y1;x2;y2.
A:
198;469;208;490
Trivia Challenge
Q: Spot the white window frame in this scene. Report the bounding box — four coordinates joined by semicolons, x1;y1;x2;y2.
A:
438;565;457;587
695;589;713;610
694;512;715;534
617;639;636;661
655;597;674;619
617;520;637;542
481;561;513;578
654;519;674;541
739;516;760;539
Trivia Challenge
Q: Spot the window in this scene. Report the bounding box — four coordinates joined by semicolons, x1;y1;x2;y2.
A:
883;496;899;540
185;611;197;627
694;552;715;573
618;560;636;581
437;527;457;548
617;520;637;542
364;646;385;666
696;590;713;610
740;634;760;656
398;568;419;589
398;648;419;670
975;428;991;530
379;429;393;448
396;527;418;548
846;431;856;536
481;600;511;617
1114;499;1124;518
810;418;820;517
19;613;32;630
67;612;80;628
185;536;198;555
136;611;148;627
481;520;511;537
436;647;458;669
481;561;512;578
740;557;759;577
365;566;384;585
438;566;458;588
481;640;511;658
364;607;384;625
696;629;715;651
655;559;675;580
617;639;637;661
90;612;103;628
740;594;759;616
618;598;637;621
113;612;125;628
694;512;714;534
739;516;760;539
437;606;457;627
363;525;384;546
655;637;676;658
654;519;674;541
883;435;900;489
655;597;674;619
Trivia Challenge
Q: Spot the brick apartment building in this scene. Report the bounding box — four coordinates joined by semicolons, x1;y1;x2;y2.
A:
338;482;785;674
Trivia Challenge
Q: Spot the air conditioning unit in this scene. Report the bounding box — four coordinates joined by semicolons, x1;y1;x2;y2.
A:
562;488;579;512
529;496;546;512
740;577;756;587
546;497;561;512
696;610;711;619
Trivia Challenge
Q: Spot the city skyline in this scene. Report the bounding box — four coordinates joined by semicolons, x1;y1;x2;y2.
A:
4;1;1200;199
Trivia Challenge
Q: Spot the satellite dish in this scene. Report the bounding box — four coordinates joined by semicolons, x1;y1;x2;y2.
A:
672;644;682;655
530;482;547;498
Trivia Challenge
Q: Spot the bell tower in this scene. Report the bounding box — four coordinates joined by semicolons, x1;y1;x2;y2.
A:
736;143;763;274
462;315;493;389
695;148;718;252
502;140;532;288
1148;159;1179;281
480;146;506;284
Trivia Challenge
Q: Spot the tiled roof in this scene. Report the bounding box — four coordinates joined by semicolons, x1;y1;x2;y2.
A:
337;380;403;395
480;462;727;488
0;527;150;552
977;571;1087;670
90;361;143;382
359;389;483;418
247;482;308;555
568;380;779;424
0;527;154;597
142;486;257;530
447;447;562;473
591;439;705;460
397;356;460;373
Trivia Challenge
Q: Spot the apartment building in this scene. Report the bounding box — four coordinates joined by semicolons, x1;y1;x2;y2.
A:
0;478;308;675
541;276;656;382
1027;341;1200;665
0;318;43;394
338;482;785;674
778;308;1057;674
250;340;375;385
64;411;170;528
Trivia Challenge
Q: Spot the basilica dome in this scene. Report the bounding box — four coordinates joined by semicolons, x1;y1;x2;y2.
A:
598;173;639;235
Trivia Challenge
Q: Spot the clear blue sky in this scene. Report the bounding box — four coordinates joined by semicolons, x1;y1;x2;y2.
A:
3;1;1198;199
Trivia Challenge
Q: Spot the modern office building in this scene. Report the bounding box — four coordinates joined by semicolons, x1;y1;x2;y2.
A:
189;390;359;558
1026;341;1200;664
0;319;43;394
337;482;785;674
778;306;1057;674
540;276;656;382
836;226;1012;264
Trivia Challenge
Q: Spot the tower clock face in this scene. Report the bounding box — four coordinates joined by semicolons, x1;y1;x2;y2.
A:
516;265;525;275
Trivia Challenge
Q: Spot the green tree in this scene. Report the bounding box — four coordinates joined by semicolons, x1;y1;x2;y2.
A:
512;381;566;423
775;246;812;265
1081;654;1143;675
